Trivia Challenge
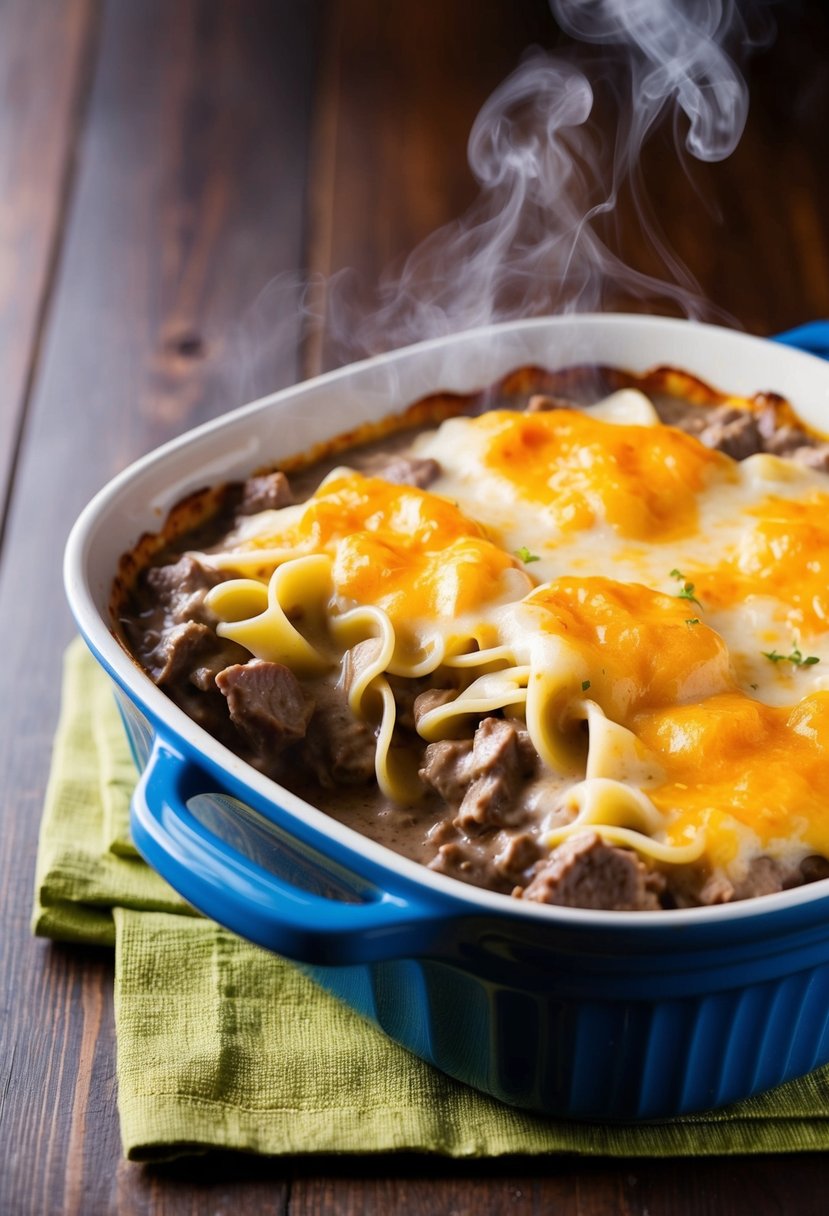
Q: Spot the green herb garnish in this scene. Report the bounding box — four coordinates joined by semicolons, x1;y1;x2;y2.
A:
581;679;591;692
762;645;820;668
516;546;540;564
670;568;703;610
685;618;700;627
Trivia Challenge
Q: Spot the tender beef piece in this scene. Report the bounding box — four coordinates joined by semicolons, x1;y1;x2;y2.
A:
695;872;735;906
765;425;813;456
653;397;829;472
216;660;315;755
419;717;536;833
302;683;377;787
151;621;214;685
428;827;540;894
676;852;820;908
518;831;664;911
456;718;535;832
376;455;442;488
145;554;220;626
755;407;829;468
429;843;494;890
652;395;709;434
341;638;384;697
412;687;456;731
800;855;829;884
419;738;474;805
494;831;544;884
430;840;507;891
189;638;252;691
654;399;766;459
237;470;294;515
789;444;829;473
384;677;451;733
757;412;811;457
525;393;574;413
734;856;782;904
698;408;763;460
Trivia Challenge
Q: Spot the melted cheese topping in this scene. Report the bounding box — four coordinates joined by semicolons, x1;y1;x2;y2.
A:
479;408;733;540
198;391;829;883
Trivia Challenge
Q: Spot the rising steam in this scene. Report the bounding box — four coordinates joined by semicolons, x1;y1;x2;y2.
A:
312;0;775;368
238;1;776;396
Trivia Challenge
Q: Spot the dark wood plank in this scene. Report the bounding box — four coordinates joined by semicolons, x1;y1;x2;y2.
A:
0;1;320;1211
250;1150;829;1216
0;0;99;526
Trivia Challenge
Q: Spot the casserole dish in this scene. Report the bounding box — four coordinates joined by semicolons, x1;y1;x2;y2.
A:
65;314;829;1121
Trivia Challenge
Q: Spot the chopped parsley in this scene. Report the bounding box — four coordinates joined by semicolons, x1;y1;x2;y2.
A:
762;645;820;668
581;679;591;692
685;618;700;627
670;568;703;610
516;546;540;564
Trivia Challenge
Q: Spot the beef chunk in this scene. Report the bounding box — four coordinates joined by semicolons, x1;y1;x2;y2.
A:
428;829;551;895
757;415;811;457
525;393;575;413
654;397;829;473
145;554;220;626
341;638;383;696
800;855;829;884
419;738;474;805
789;444;829;473
494;832;543;884
152;620;224;686
456;718;535;832
386;677;451;733
189;638;253;691
302;687;377;786
695;872;735;906
731;855;787;901
652;396;709;434
412;687;456;731
419;717;536;832
518;831;663;911
237;470;294;515
376;455;442;488
216;660;314;755
698;407;763;460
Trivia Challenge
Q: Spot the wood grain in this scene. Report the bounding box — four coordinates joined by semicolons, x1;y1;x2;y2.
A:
0;0;100;531
0;1;318;1210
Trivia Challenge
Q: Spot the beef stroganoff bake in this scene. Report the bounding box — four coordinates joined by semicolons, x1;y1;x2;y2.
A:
118;365;829;912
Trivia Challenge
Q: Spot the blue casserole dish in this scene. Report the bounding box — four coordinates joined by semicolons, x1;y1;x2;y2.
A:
64;314;829;1121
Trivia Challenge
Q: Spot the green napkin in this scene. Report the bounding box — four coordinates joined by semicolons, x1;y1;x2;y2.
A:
32;639;829;1161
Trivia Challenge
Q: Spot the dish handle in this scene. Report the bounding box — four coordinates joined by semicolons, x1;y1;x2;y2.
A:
131;735;460;965
772;321;829;360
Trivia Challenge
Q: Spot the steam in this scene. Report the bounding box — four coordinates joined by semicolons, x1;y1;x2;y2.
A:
554;0;754;163
238;1;775;396
313;0;775;368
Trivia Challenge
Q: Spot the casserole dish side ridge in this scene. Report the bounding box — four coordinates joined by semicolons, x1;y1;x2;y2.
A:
65;313;829;1120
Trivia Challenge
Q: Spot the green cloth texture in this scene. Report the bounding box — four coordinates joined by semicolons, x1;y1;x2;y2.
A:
32;638;829;1161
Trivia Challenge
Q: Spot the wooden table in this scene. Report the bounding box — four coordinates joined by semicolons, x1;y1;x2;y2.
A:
3;2;829;1211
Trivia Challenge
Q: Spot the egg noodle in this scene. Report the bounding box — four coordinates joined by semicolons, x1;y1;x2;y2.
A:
193;391;829;882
